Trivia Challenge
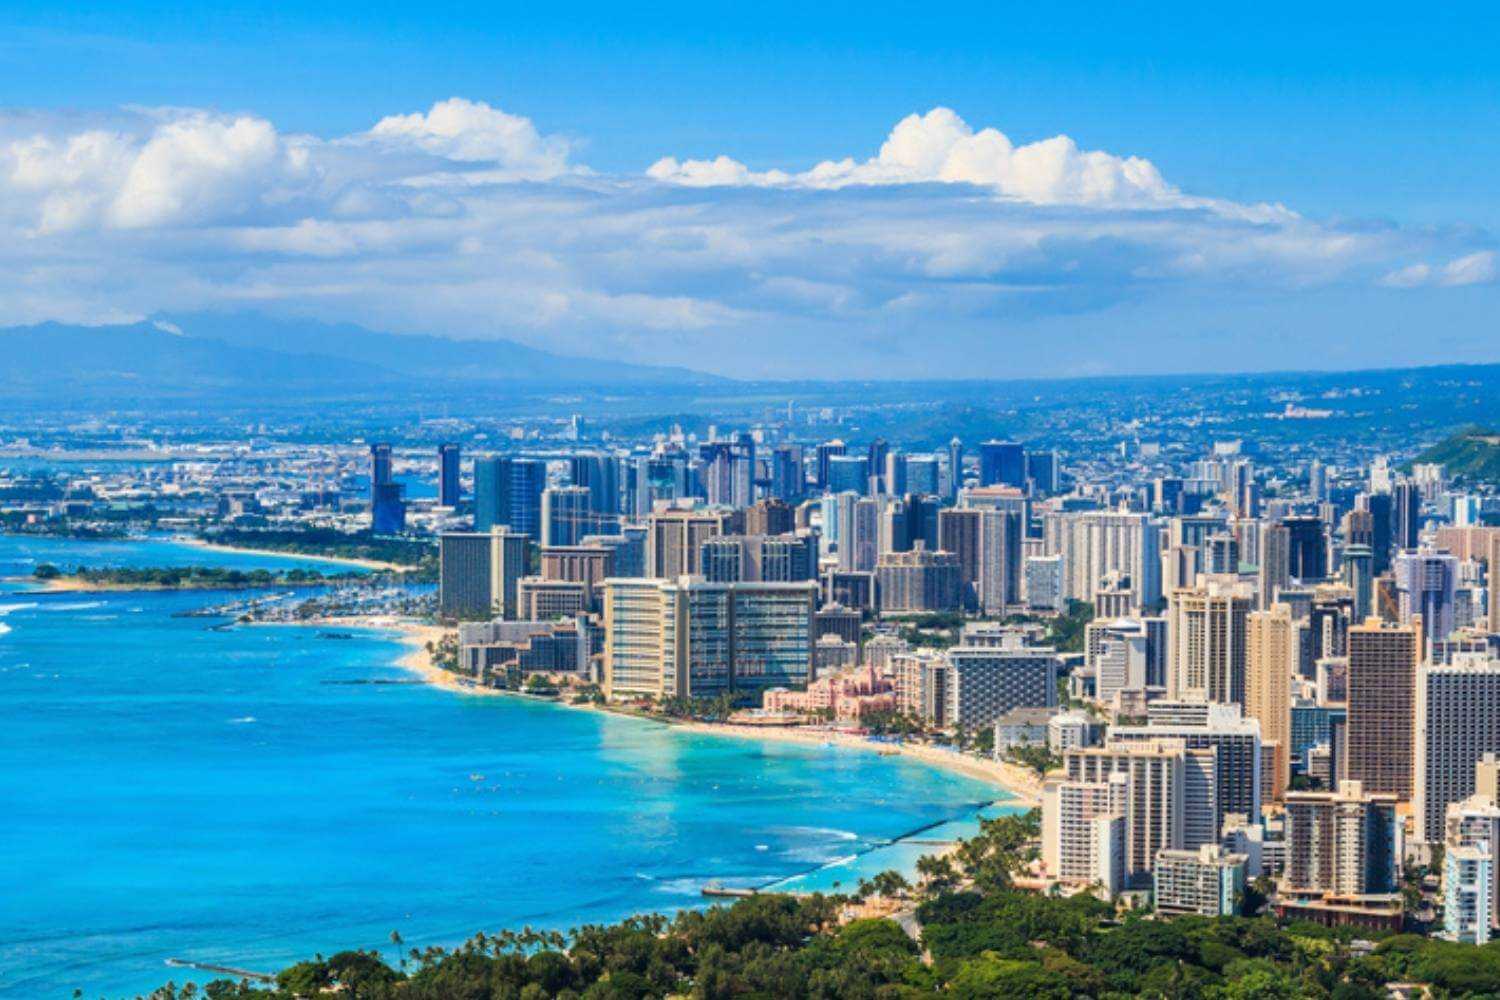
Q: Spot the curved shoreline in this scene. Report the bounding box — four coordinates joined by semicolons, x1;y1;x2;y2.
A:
376;622;1042;807
174;536;411;573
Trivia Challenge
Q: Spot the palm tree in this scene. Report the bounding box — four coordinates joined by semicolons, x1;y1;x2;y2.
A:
390;930;405;973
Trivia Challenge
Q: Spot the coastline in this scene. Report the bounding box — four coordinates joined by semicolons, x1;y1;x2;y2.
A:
357;615;1043;807
175;536;412;573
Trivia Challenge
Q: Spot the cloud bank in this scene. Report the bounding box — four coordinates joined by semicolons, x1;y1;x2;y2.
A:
0;99;1493;376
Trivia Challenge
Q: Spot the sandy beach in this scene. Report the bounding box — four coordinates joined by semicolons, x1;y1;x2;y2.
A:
668;720;1043;806
175;537;414;573
311;615;1045;807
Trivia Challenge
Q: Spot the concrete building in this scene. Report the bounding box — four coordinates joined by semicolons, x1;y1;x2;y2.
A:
646;508;729;578
1154;844;1247;917
1167;577;1253;704
1042;510;1164;614
1346;618;1420;800
875;543;961;613
602;576;817;700
1282;780;1399;897
1110;700;1263;838
1042;775;1126;894
439;528;530;620
1246;603;1296;800
945;644;1061;730
1415;655;1500;843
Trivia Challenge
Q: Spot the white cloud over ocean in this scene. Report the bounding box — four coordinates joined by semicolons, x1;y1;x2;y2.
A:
0;99;1493;375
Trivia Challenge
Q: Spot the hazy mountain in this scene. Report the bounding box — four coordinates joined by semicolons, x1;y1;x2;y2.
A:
1412;427;1500;483
158;313;718;386
0;315;719;400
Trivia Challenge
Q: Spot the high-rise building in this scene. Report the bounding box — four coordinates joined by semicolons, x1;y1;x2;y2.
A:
825;454;871;496
905;455;940;496
875;544;962;613
439;528;531;620
700;533;819;583
1416;655;1500;843
947;437;964;500
1042;510;1163;613
768;444;804;502
1282;780;1399;896
1041;776;1126;894
1110;700;1263;836
473;456;545;537
866;438;890;493
1361;491;1395;574
1247;604;1296;800
1393;548;1458;653
368;442;405;533
1064;739;1210;887
743;498;795;537
979;440;1026;489
938;507;982;611
568;453;621;516
601;577;817;700
1346;618;1420;800
438;443;461;507
944;644;1060;729
1154;845;1248;917
1167;578;1253;704
1342;544;1375;621
1258;523;1290;608
1026;449;1060;495
1283;516;1327;581
1443;791;1500;942
646;508;728;578
1394;480;1423;551
542;485;594;547
814;440;846;490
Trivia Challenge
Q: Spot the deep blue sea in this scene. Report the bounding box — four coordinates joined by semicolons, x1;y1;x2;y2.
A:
0;534;1008;998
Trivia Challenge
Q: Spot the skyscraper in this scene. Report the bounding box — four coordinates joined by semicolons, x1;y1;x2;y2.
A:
369;442;405;533
438;528;530;620
1167;578;1252;704
1282;780;1399;896
1346;618;1420;800
646;509;728;578
1247;604;1295;799
473;456;545;537
542;485;594;547
825;454;870;496
1282;515;1327;581
1395;480;1422;551
814;439;846;490
438;443;461;507
1393;548;1458;653
979;440;1026;489
947;437;964;500
602;578;817;699
1416;656;1500;843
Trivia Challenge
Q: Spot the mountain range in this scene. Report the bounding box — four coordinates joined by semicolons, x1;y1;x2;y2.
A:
0;314;719;400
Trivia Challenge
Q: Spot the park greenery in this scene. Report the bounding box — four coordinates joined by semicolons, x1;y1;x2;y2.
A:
199;528;437;577
33;563;360;589
130;808;1500;999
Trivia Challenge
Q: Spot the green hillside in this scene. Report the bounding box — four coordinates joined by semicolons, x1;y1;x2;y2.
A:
1414;428;1500;482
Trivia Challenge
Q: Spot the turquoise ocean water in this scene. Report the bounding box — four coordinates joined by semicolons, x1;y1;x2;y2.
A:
0;535;1011;998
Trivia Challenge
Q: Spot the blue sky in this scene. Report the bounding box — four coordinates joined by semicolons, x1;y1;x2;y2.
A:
1;2;1497;377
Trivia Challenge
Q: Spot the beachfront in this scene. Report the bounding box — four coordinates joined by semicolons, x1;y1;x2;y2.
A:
378;619;1042;807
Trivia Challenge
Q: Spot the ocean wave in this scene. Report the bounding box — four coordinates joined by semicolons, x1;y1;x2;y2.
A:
0;622;10;636
0;602;38;616
44;601;104;611
228;716;258;725
773;825;860;842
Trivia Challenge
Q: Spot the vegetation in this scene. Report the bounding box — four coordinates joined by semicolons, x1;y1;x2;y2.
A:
34;564;360;589
132;808;1500;999
1006;742;1061;776
1045;600;1094;653
199;528;437;576
1410;426;1500;484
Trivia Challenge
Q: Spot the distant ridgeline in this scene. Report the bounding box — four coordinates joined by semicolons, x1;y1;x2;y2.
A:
1411;428;1500;484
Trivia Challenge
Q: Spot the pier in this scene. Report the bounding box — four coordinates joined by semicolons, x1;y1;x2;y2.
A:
165;958;276;982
